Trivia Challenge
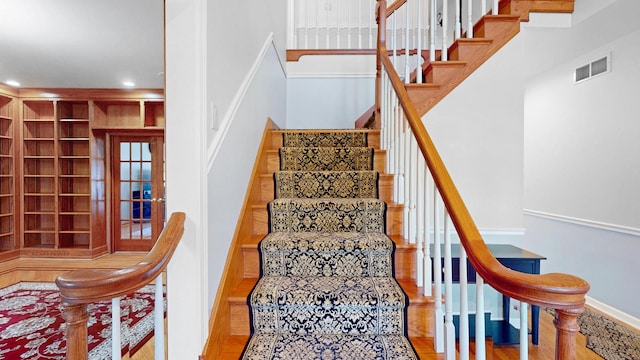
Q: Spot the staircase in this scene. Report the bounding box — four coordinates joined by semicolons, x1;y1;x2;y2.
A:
202;1;588;359
213;129;438;359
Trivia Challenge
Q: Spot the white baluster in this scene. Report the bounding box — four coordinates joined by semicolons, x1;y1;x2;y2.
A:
315;0;320;48
442;0;448;61
423;164;432;296
358;0;363;48
455;0;461;39
410;135;418;243
348;0;352;48
443;213;455;360
397;112;405;207
482;0;487;21
288;0;296;48
520;302;529;360
305;0;310;48
325;0;330;48
459;246;470;360
429;0;436;61
154;274;165;360
336;0;341;48
476;276;487;360
493;0;499;15
467;0;474;38
392;13;397;68
433;190;444;352
404;2;410;83
403;126;410;240
416;157;425;287
369;0;374;48
112;297;122;360
416;0;423;83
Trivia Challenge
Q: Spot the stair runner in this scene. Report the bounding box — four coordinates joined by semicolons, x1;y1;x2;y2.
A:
242;131;418;359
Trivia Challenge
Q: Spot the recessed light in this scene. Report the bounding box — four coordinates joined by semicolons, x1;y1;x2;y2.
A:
122;81;135;87
5;80;20;87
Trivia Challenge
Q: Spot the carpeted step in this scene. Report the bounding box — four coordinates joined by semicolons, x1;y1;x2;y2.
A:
242;333;418;359
282;131;368;148
249;276;409;336
260;232;393;277
274;170;378;199
268;198;386;233
279;147;374;171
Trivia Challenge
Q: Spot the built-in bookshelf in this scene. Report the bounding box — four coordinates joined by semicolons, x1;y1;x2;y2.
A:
57;101;91;249
22;101;57;249
0;94;16;255
4;89;164;258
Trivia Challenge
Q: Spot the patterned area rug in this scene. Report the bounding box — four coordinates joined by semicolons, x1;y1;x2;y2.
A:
242;131;418;359
546;307;640;360
0;282;164;360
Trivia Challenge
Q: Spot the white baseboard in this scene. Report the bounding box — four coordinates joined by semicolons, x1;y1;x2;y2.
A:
586;295;640;331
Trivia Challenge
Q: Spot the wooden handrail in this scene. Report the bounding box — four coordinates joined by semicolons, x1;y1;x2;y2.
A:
56;211;186;360
375;1;588;358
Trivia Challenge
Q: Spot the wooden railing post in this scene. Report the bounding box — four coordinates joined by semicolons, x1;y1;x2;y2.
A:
375;0;387;128
60;302;89;360
554;307;584;360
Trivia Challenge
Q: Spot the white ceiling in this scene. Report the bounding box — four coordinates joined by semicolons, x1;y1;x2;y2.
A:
0;0;164;89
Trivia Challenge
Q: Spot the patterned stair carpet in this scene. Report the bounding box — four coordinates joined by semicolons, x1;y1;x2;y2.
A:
242;131;418;359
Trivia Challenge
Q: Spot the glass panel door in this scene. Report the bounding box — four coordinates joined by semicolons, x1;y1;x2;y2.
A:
112;136;164;251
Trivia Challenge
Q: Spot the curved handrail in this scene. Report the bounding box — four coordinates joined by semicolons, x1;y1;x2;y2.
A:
375;0;588;357
56;211;186;360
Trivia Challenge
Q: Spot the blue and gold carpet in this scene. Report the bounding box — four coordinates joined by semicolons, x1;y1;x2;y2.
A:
241;131;417;359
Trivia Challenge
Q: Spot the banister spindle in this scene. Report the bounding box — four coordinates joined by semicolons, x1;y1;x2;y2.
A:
476;275;487;360
416;157;425;287
493;0;499;15
409;135;418;243
520;302;529;360
467;0;474;38
403;124;410;240
336;0;341;48
423;164;432;296
433;190;444;352
442;0;448;61
455;0;461;39
416;0;423;83
443;213;455;359
154;274;165;360
429;0;436;61
112;297;122;360
404;1;410;83
459;246;470;360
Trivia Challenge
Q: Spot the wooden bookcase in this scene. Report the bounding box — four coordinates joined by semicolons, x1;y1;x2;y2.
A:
21;100;57;250
57;101;91;249
2;89;164;258
0;94;16;256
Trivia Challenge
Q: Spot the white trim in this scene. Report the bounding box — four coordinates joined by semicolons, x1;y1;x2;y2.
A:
523;209;640;236
586;295;640;331
206;33;284;171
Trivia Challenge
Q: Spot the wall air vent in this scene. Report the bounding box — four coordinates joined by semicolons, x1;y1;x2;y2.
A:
574;53;611;84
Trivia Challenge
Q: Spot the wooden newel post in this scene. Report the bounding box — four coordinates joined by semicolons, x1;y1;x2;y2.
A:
375;0;387;129
553;307;584;360
61;302;90;360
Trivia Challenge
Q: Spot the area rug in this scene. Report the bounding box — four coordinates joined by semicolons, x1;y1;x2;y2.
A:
546;307;640;360
0;282;165;360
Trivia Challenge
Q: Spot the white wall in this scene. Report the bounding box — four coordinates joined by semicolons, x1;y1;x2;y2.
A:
207;42;286;308
286;55;375;129
521;0;640;320
165;0;286;357
165;0;208;358
422;36;526;231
